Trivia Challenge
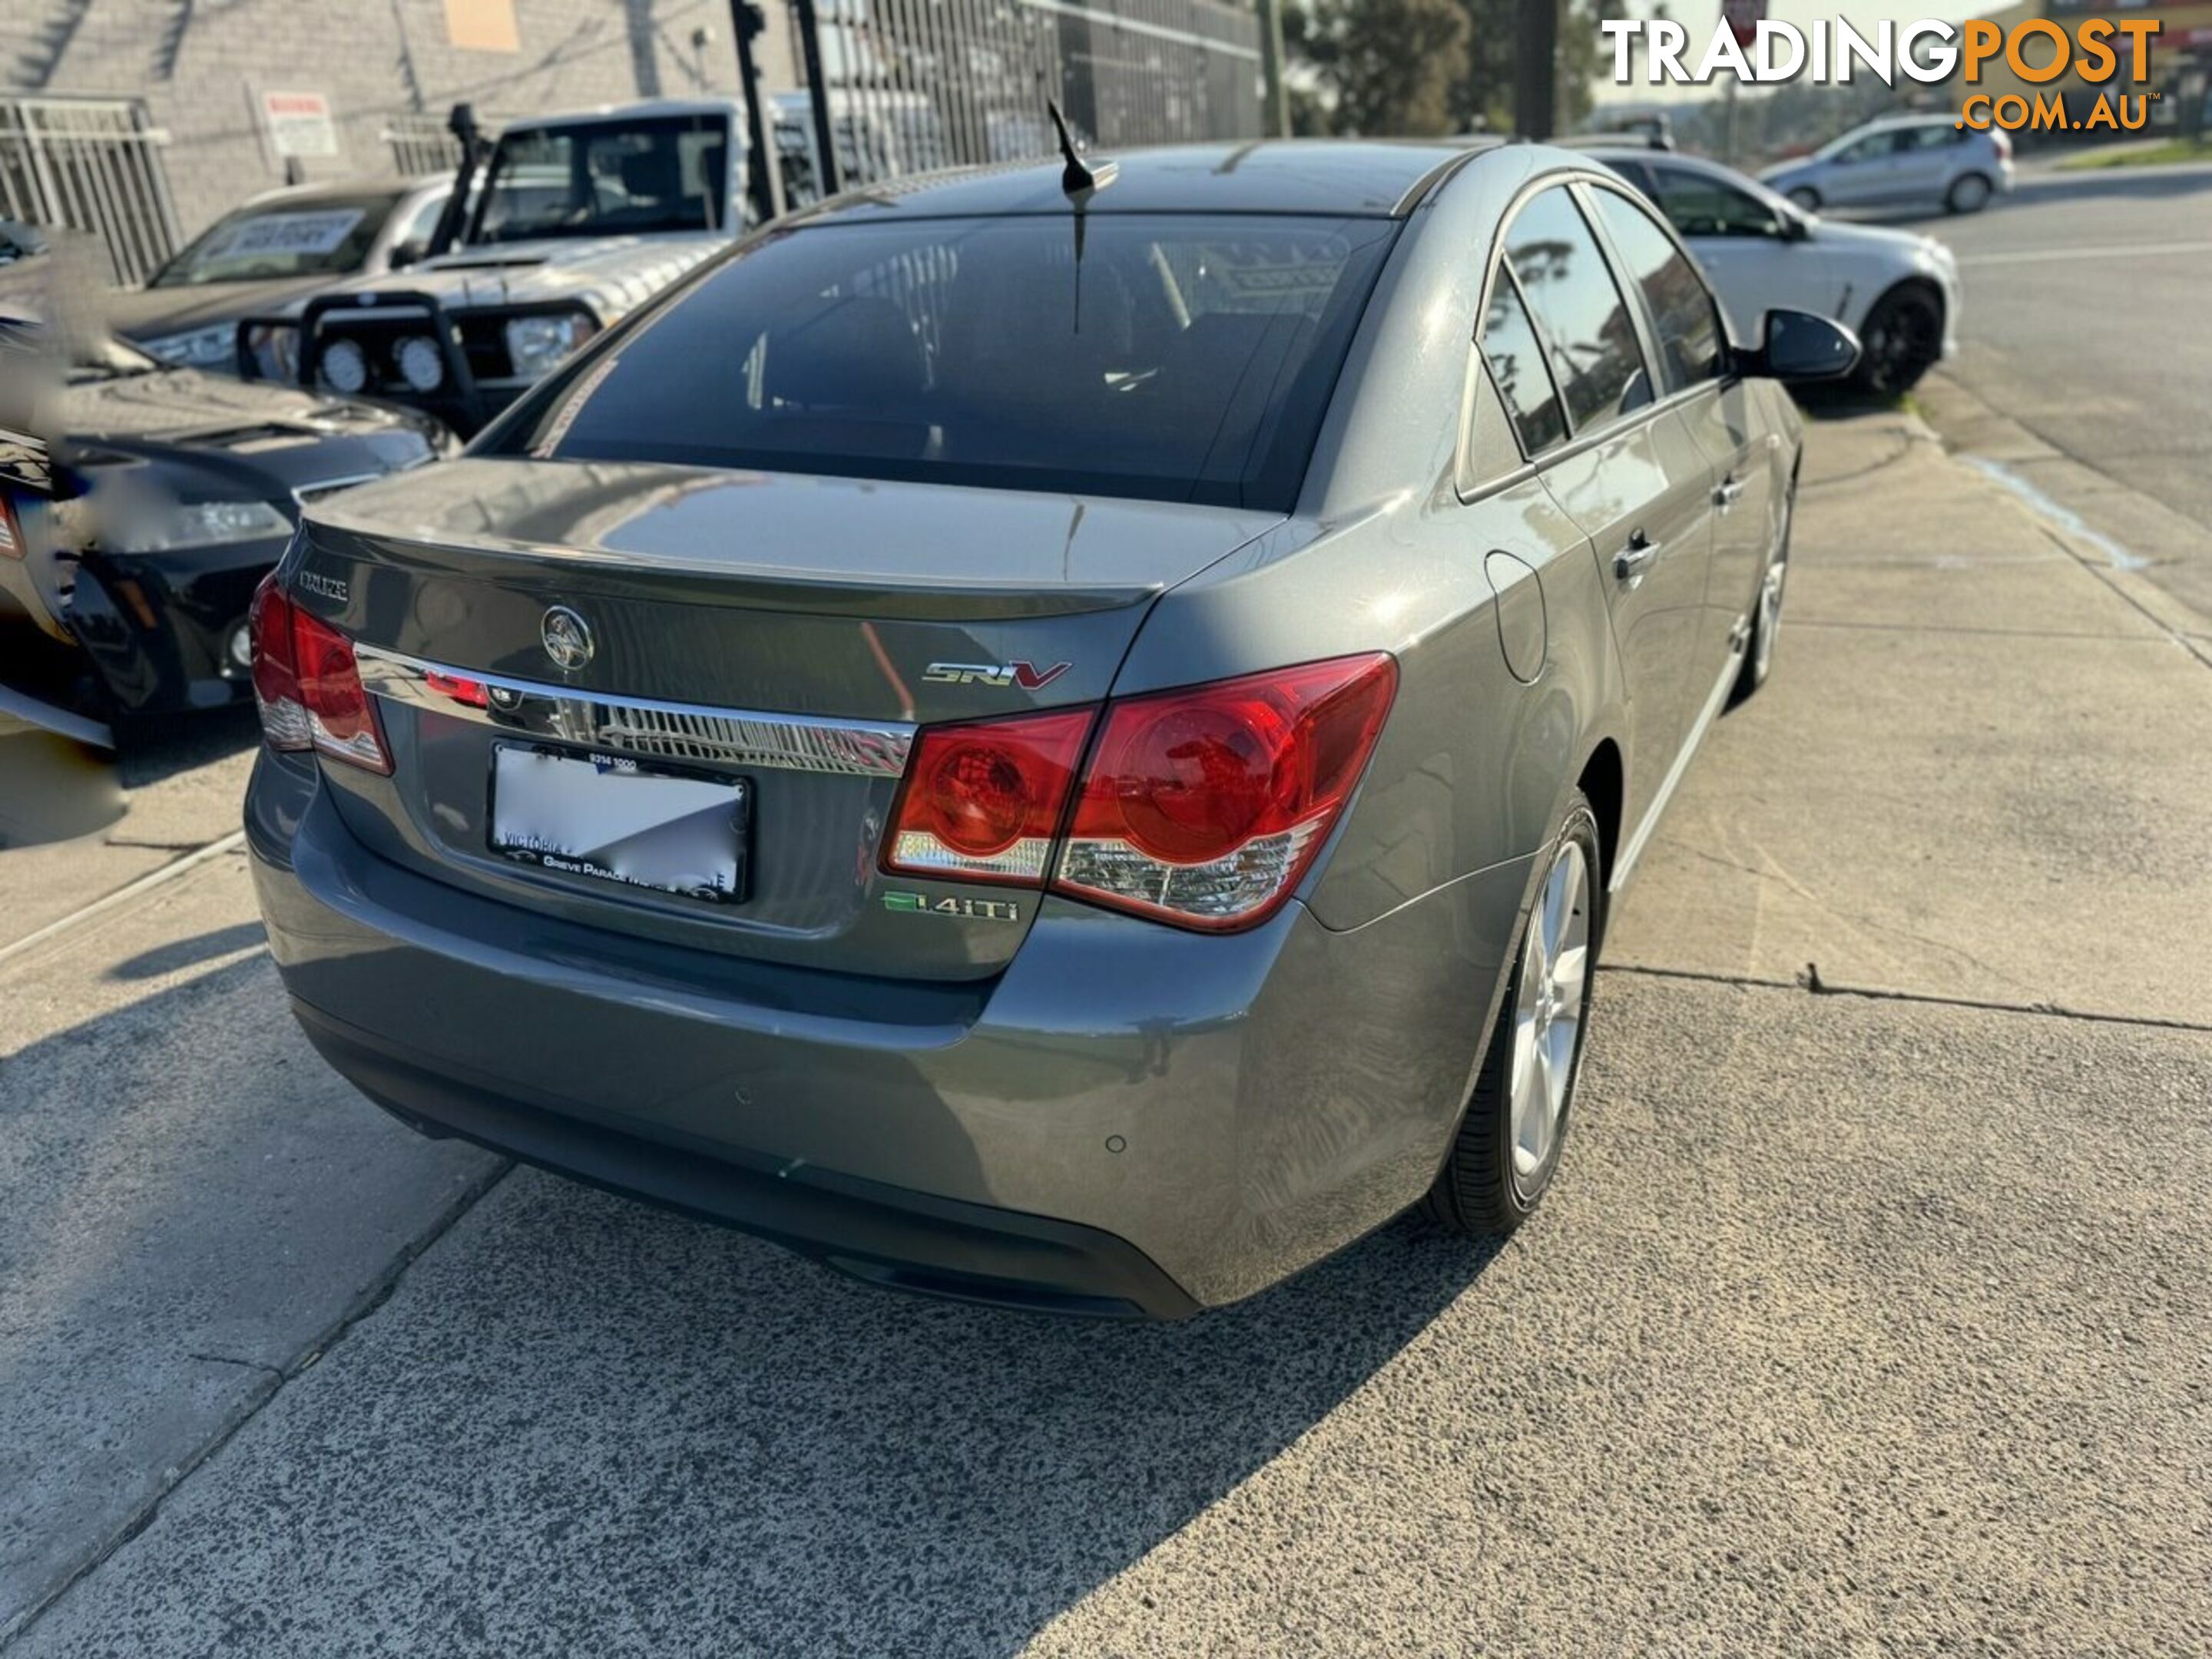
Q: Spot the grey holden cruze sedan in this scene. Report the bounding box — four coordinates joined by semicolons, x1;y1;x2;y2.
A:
244;139;1856;1316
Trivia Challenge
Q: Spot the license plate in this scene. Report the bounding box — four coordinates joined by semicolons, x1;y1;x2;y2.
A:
488;744;750;904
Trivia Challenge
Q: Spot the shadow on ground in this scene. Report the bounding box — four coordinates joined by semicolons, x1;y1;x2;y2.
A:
1;955;1501;1653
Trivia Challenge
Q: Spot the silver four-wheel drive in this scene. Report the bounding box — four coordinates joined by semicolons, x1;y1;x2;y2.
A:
238;99;753;435
243;140;1857;1317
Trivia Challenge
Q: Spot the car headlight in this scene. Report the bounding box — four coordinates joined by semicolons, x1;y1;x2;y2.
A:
141;323;238;368
244;323;301;383
320;337;369;396
137;499;292;551
505;311;599;378
395;335;446;393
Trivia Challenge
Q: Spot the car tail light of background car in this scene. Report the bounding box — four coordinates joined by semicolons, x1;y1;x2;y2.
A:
882;653;1397;932
247;575;391;774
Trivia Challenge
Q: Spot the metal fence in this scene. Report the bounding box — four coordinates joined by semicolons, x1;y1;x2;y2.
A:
779;0;1261;201
0;97;181;286
382;113;463;177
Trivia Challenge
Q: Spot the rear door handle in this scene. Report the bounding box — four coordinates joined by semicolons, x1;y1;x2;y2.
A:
1714;475;1745;509
1614;531;1663;584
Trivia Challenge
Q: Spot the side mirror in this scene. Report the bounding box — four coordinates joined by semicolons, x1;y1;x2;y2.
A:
389;240;426;270
1741;308;1859;383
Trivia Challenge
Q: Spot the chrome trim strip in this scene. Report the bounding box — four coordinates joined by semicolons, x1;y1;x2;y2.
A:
353;645;915;777
1609;624;1747;896
293;473;383;506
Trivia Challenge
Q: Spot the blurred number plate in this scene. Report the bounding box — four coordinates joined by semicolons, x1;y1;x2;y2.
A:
489;744;750;904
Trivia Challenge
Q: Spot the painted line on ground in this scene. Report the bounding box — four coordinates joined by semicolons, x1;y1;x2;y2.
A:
1954;240;2212;268
1959;455;2149;569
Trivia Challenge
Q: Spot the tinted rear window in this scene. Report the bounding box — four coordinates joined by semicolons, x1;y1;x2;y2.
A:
498;214;1399;511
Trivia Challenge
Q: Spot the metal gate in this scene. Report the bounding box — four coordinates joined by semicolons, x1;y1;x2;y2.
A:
0;97;181;286
780;0;1261;202
382;114;462;177
382;111;516;177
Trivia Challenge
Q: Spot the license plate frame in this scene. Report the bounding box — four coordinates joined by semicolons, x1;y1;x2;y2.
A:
487;742;752;906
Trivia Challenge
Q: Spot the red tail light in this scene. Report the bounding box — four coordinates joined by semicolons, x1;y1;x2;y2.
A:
0;489;25;561
883;707;1094;885
1991;128;2012;161
879;654;1396;931
247;573;391;773
1054;654;1396;931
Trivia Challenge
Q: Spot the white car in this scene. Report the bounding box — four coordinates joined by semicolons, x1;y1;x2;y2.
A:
1760;115;2015;217
1592;147;1961;395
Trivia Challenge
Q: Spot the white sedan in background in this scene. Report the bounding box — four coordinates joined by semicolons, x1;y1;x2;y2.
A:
1591;147;1961;395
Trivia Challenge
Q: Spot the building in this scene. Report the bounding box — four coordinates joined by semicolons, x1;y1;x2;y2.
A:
3;0;1265;289
2;0;796;282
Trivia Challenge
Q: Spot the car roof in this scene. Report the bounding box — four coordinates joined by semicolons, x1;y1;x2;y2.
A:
790;139;1508;222
234;177;441;212
503;97;745;132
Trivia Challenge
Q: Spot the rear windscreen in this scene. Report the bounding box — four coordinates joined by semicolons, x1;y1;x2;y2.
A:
496;213;1399;511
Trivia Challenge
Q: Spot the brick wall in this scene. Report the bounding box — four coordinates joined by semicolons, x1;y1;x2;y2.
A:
3;0;796;245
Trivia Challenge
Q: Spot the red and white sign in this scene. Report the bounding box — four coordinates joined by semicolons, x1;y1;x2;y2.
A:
259;91;338;159
1722;0;1765;50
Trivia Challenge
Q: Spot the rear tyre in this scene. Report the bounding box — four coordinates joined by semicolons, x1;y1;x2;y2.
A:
1730;474;1795;707
1945;173;1994;214
1786;186;1822;213
1852;283;1944;396
1423;796;1603;1236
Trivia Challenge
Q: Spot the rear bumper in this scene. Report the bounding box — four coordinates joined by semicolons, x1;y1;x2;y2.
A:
69;537;280;717
293;998;1199;1318
248;751;1534;1313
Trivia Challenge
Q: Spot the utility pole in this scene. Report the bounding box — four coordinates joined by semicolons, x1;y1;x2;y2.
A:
1515;0;1558;139
727;0;785;225
1257;0;1291;137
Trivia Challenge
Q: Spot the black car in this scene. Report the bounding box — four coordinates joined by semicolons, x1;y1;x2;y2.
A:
1;326;449;736
106;177;450;376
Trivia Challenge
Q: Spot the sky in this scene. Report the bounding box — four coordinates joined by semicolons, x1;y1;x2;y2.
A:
1588;0;1992;104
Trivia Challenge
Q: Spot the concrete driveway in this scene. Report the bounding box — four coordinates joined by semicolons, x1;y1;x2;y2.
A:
2;406;2207;1656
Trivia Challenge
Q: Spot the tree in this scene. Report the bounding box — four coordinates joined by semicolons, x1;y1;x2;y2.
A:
1287;0;1604;140
1449;0;1604;135
1284;0;1472;137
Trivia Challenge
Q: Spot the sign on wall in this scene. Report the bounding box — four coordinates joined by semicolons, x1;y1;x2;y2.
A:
260;90;338;157
445;0;522;51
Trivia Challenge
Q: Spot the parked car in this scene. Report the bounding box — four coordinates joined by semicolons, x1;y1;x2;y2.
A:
0;320;449;736
243;139;1855;1317
108;177;452;373
1592;147;1960;395
240;99;751;436
1760;114;2015;216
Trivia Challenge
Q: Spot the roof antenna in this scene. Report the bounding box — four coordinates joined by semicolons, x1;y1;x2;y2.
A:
1048;101;1117;202
1046;101;1114;334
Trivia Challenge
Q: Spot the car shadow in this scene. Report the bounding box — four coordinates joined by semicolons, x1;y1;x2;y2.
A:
1;946;1509;1651
1790;384;1902;420
111;704;259;789
104;919;267;981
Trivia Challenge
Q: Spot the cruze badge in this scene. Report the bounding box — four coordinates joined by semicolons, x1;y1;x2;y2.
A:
922;660;1070;690
541;605;594;672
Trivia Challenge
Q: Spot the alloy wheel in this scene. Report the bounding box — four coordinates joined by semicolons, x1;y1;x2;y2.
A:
1859;293;1941;395
1755;495;1790;682
1508;836;1593;1197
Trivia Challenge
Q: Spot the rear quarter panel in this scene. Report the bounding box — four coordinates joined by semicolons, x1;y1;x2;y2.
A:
1118;148;1625;935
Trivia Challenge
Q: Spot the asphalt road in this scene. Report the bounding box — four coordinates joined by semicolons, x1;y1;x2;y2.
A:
1887;161;2212;538
4;403;2209;1656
